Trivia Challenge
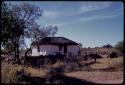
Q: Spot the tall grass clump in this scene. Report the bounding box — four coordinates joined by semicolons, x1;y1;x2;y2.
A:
1;62;30;84
46;61;65;84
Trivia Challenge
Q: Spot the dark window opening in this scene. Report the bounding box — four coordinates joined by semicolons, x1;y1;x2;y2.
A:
59;45;63;51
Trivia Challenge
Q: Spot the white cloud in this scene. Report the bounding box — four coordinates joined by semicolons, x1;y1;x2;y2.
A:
43;10;61;19
79;14;119;22
41;2;122;26
43;2;112;19
79;2;112;13
52;12;120;26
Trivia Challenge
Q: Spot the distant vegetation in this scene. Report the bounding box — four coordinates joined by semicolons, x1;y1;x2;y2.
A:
115;40;124;54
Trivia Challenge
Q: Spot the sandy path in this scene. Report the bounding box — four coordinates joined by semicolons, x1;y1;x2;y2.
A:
65;71;123;84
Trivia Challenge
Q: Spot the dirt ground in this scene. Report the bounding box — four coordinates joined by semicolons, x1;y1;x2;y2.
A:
1;57;123;84
64;57;123;84
65;71;123;84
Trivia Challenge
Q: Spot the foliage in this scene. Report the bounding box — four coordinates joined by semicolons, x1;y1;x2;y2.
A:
1;63;30;84
31;25;58;42
1;2;59;63
1;2;16;49
1;2;43;63
79;43;82;48
115;41;124;54
109;52;118;58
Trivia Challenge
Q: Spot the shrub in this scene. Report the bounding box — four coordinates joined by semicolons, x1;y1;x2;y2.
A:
115;40;124;54
46;62;65;84
1;63;30;84
110;52;118;58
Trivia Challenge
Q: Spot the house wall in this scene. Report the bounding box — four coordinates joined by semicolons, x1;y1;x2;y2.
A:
67;45;80;56
31;45;80;56
32;45;59;56
40;45;59;55
32;46;38;56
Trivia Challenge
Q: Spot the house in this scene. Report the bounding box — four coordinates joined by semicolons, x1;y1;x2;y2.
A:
31;37;80;56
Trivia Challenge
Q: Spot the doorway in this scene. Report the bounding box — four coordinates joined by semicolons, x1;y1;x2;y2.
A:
64;45;67;54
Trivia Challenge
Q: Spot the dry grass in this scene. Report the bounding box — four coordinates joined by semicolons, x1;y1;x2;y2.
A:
1;62;29;84
1;56;123;84
89;56;123;71
25;66;48;77
65;56;124;84
1;62;48;84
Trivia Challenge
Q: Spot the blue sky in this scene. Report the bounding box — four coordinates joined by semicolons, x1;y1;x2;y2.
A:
7;1;124;48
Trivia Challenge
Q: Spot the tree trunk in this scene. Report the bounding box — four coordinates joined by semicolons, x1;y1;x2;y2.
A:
24;47;31;65
25;47;31;57
16;42;20;63
14;40;17;62
14;40;20;64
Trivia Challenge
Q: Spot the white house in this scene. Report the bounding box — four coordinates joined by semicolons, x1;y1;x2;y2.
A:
31;37;80;56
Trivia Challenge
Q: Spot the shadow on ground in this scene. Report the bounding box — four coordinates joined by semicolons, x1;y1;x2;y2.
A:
20;75;96;84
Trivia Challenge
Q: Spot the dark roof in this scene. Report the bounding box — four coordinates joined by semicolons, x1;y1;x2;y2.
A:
32;37;79;46
102;44;113;48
